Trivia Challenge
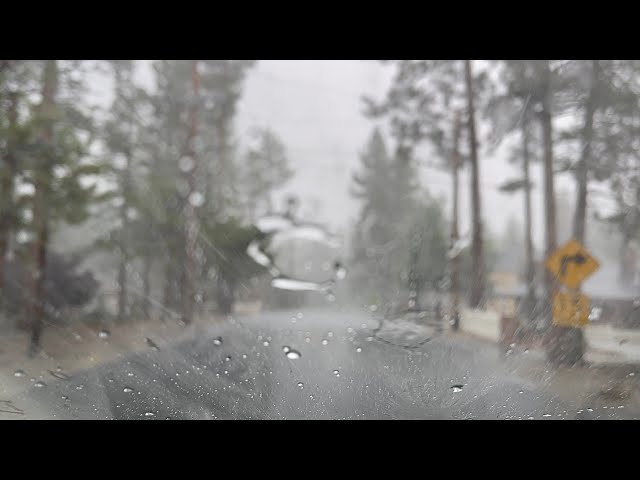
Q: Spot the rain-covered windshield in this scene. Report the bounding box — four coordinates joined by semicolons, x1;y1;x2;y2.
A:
1;60;640;419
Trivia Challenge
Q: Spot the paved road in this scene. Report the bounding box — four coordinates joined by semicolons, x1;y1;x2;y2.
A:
5;307;636;419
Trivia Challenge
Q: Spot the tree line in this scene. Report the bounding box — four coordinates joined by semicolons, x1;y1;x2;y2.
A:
350;60;640;364
0;60;294;355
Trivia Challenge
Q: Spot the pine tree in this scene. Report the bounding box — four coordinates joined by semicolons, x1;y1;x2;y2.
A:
21;61;102;354
101;60;148;322
142;60;255;319
242;127;293;221
363;60;487;308
350;127;446;309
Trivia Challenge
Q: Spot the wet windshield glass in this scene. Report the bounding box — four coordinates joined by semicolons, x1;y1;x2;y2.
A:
1;60;639;420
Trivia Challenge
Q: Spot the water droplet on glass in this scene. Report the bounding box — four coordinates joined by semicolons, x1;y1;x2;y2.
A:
263;340;270;346
127;372;134;377
179;156;195;172
451;385;463;393
305;337;311;343
13;369;25;378
242;354;247;359
189;191;204;207
519;390;524;394
336;265;347;280
34;381;46;388
321;339;329;345
629;372;635;377
297;382;304;389
286;350;301;360
225;356;231;362
543;413;552;417
123;387;134;393
144;411;155;417
282;346;291;353
213;337;223;346
98;330;110;339
332;369;340;376
356;347;362;353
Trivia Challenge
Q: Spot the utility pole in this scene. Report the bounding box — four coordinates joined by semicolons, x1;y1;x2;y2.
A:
464;60;484;309
450;112;461;330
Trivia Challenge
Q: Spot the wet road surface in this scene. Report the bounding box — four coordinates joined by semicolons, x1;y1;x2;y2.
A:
6;307;635;419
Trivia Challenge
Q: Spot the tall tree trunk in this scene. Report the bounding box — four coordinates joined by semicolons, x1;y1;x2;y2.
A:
450;113;461;330
408;225;420;311
117;156;131;323
182;60;200;324
464;60;484;308
142;254;151;319
573;60;600;245
521;118;536;317
0;90;18;300
539;60;584;365
162;258;173;321
113;65;133;323
28;60;58;356
540;61;557;312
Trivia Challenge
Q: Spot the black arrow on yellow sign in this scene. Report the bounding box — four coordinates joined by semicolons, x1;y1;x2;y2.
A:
559;253;587;277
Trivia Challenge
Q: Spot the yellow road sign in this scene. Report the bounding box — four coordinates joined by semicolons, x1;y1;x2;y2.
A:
552;291;590;327
545;238;600;289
